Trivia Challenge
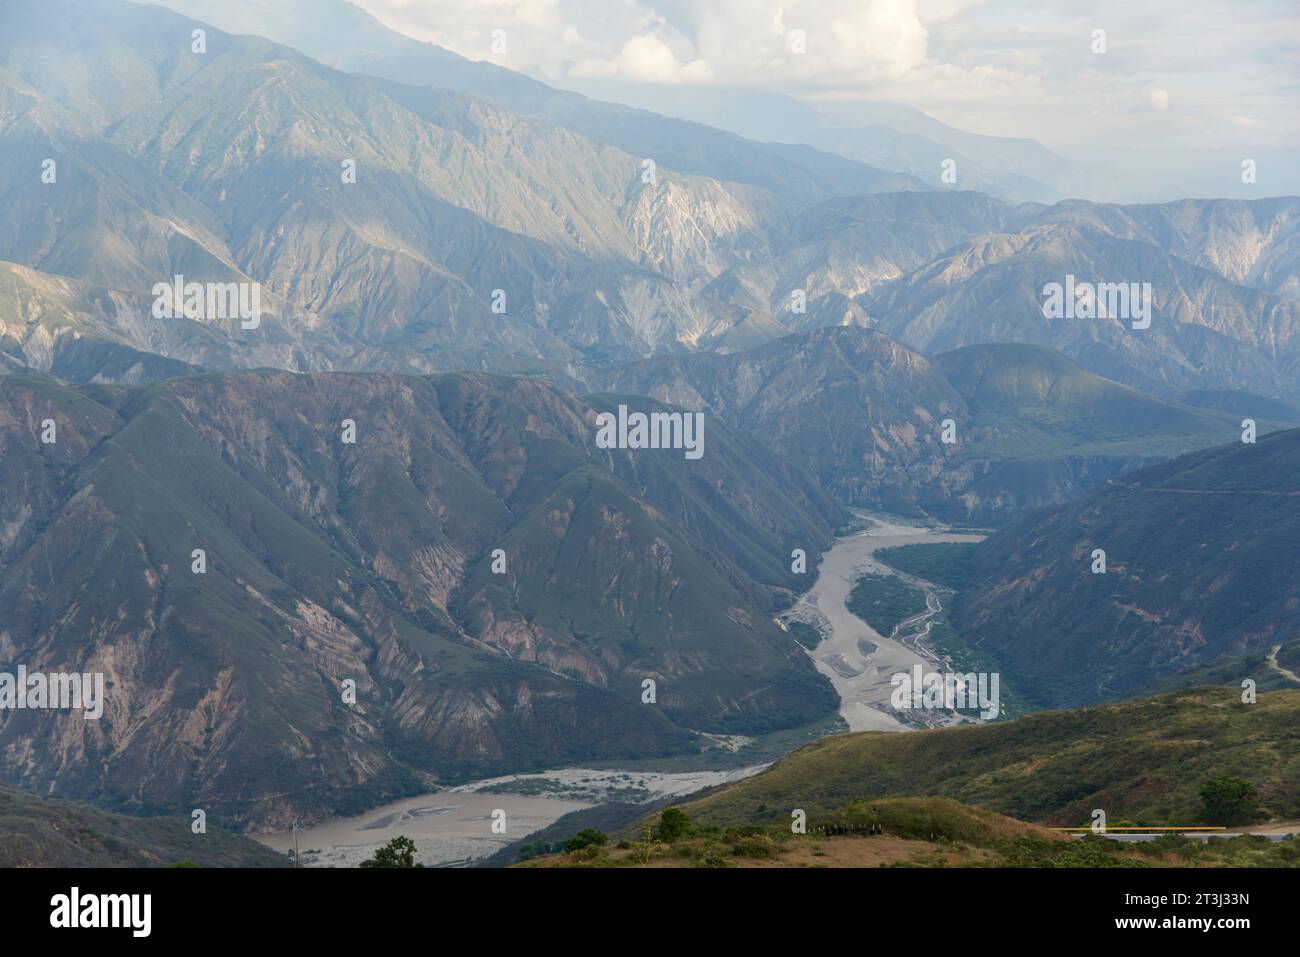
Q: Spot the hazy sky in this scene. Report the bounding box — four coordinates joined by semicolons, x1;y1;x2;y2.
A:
353;0;1299;151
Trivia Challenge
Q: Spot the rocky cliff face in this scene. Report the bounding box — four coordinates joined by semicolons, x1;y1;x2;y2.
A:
866;220;1300;399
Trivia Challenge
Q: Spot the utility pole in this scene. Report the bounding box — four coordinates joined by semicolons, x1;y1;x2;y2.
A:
293;822;300;869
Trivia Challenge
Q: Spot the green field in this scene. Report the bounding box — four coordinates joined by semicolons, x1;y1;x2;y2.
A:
875;542;981;590
846;573;928;635
786;620;824;650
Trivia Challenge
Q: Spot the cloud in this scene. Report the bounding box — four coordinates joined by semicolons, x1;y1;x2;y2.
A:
615;34;713;82
353;0;1300;150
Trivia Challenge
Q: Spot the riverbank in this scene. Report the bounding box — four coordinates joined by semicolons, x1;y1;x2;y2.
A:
783;511;984;732
259;513;982;865
256;764;768;867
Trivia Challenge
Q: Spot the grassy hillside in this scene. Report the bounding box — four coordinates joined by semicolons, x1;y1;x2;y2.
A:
0;786;286;867
671;688;1300;828
519;796;1299;868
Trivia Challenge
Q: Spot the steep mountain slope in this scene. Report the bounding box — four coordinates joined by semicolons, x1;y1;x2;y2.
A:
0;785;286;867
0;261;589;385
709;191;1040;327
673;687;1300;826
3;0;1296;405
931;342;1263;519
1035;198;1300;300
951;427;1300;705
866;220;1300;399
151;0;927;205
596;328;1255;521
0;0;776;366
0;0;933;376
180;0;1099;206
595;326;963;510
0;370;839;828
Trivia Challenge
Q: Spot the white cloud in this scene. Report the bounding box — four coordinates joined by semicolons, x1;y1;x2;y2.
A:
614;34;714;83
353;0;1299;150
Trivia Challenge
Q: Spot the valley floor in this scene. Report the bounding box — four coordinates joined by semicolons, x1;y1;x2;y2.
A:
784;511;985;731
257;513;989;867
255;765;767;867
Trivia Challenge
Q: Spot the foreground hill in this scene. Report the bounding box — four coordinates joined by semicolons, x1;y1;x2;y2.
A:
671;688;1300;828
521;793;1298;868
0;370;838;828
952;427;1300;702
0;785;285;867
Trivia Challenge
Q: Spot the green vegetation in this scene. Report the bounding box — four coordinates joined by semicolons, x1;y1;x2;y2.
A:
846;573;928;635
0;786;286;868
361;836;421;868
520;796;1300;868
925;619;1035;718
672;687;1300;828
875;542;981;590
1200;776;1260;826
786;620;824;650
1141;637;1300;696
656;808;691;842
952;427;1300;707
561;829;609;853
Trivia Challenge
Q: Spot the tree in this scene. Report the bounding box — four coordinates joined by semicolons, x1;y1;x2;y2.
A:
361;835;421;868
1199;776;1258;826
562;829;609;853
657;807;691;842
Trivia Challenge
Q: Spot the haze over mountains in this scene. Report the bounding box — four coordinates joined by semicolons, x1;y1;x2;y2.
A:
154;0;1300;206
1;0;1297;405
0;0;1297;851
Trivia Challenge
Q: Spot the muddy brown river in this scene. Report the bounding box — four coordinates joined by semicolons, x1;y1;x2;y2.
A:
787;512;984;732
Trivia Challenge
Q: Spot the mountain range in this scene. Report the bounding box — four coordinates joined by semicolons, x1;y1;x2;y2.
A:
1;0;1298;406
596;327;1284;521
0;0;1297;853
0;369;839;827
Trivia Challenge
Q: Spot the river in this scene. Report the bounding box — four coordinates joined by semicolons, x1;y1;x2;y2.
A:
785;512;985;732
258;513;981;864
